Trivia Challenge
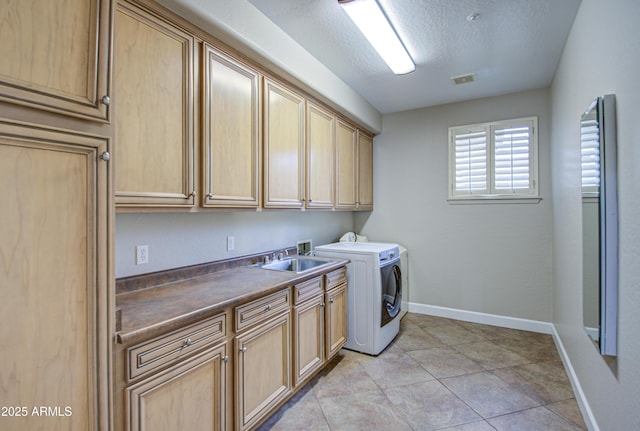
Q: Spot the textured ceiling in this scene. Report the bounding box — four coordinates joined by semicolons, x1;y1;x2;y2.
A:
246;0;581;114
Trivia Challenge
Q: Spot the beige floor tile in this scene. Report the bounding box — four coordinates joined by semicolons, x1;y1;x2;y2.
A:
436;420;497;431
409;347;484;378
392;325;445;352
362;352;435;388
491;360;574;404
488;406;584;431
259;313;588;431
310;354;379;399
318;390;413;431
546;398;587;430
385;380;482;431
456;321;531;340
491;336;561;363
401;313;456;328
442;372;539;418
256;385;329;431
422;323;485;346
451;341;530;370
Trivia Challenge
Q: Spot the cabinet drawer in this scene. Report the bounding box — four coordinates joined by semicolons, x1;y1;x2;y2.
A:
326;267;346;290
294;276;323;305
235;288;290;331
128;313;226;381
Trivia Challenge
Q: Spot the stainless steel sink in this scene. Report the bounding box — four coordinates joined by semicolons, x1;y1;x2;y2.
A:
253;257;334;273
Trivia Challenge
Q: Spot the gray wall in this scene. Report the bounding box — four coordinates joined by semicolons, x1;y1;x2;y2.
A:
550;0;640;429
355;88;554;322
116;211;354;278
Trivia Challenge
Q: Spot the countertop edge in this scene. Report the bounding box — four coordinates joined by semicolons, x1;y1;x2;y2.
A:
115;258;349;347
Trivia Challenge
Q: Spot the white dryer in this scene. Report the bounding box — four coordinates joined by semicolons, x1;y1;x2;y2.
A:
315;242;402;355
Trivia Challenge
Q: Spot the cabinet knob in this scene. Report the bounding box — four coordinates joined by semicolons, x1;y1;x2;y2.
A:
100;151;110;161
101;95;110;106
222;355;229;363
183;338;193;348
189;190;196;198
240;346;247;353
265;304;271;312
330;298;334;304
207;193;214;200
320;303;325;308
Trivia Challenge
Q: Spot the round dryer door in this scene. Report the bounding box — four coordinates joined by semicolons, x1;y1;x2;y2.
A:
381;260;402;327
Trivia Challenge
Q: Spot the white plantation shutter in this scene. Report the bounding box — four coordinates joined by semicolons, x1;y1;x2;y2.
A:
454;129;488;194
449;117;538;200
580;118;600;193
493;124;532;193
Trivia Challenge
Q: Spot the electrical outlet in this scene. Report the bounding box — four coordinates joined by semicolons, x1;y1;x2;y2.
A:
227;236;235;251
136;245;149;265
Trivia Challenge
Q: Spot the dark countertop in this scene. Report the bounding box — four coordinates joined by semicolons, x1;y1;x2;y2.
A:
115;257;348;346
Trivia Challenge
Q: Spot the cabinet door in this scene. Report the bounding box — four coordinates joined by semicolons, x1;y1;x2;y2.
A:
203;45;261;207
293;295;325;386
127;344;228;431
0;120;110;431
114;0;195;207
0;0;112;121
326;284;348;359
335;119;357;209
357;131;374;210
263;78;305;208
306;102;335;208
235;313;291;430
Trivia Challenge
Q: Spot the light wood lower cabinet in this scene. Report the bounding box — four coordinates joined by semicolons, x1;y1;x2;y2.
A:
0;120;111;431
293;294;325;386
326;283;348;358
235;312;292;431
127;343;228;431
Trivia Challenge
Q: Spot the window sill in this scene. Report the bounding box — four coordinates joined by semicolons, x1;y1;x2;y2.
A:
447;196;542;205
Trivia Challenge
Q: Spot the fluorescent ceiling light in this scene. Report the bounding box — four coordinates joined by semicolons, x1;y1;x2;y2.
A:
339;0;415;75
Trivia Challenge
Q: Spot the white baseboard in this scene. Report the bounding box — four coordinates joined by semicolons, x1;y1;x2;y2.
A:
406;302;598;431
550;326;599;431
407;302;554;334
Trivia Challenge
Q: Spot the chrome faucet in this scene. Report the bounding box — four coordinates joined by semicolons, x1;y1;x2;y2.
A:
274;249;289;261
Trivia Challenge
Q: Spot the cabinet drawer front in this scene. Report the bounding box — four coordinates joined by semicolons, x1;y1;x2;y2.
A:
235;289;290;331
326;267;347;290
294;276;323;304
128;313;226;381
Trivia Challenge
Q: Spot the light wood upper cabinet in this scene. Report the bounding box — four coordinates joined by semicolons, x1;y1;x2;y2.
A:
203;45;261;207
306;102;335;208
114;0;195;207
0;120;110;431
127;344;228;431
357;131;374;210
0;0;112;121
335;119;358;209
263;78;305;208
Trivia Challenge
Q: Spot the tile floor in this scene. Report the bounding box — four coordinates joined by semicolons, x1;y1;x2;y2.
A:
257;312;587;431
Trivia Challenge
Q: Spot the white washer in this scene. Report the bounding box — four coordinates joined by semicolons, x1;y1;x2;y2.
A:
315;242;402;355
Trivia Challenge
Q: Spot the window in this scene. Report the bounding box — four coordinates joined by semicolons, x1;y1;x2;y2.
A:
580;112;600;195
448;117;539;201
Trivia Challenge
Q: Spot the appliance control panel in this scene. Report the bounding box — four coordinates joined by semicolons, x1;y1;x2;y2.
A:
378;246;400;263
